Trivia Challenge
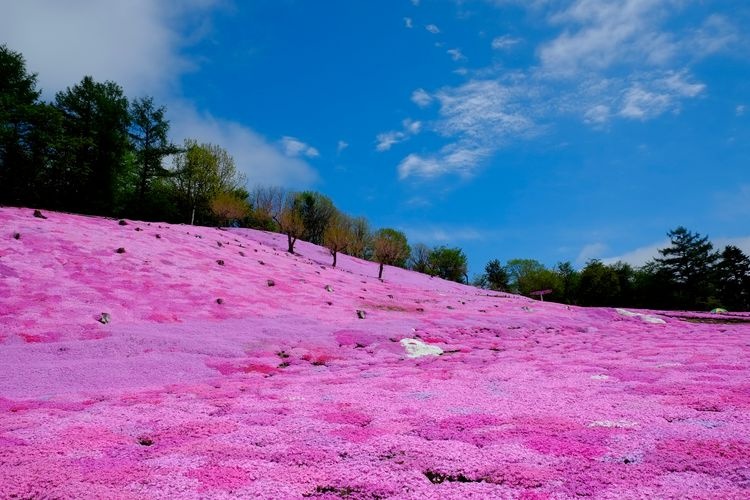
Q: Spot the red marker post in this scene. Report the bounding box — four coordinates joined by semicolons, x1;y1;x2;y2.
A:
530;289;553;302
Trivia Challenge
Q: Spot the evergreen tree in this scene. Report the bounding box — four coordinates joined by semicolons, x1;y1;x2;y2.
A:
128;96;179;213
0;44;44;205
295;191;336;245
655;226;718;309
554;261;579;304
53;76;130;214
485;259;510;291
715;245;750;311
578;260;621;306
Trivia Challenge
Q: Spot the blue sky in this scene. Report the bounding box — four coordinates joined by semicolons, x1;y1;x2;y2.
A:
3;0;749;275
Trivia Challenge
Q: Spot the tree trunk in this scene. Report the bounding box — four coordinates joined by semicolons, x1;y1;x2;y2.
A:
332;251;337;268
378;262;384;280
190;206;195;225
287;233;295;253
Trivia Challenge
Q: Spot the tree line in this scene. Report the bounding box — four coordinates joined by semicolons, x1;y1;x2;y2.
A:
472;227;750;312
0;44;467;281
2;45;748;310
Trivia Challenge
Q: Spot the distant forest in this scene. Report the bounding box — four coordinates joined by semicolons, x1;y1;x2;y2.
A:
2;44;749;311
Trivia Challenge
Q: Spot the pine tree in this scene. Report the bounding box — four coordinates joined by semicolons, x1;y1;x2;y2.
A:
715;245;750;311
655;226;718;309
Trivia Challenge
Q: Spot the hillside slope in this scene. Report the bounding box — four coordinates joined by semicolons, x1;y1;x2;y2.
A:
1;207;749;499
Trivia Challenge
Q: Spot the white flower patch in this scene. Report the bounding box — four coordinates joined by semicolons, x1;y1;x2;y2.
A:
590;374;610;380
588;419;638;429
656;362;683;368
615;308;666;324
400;338;444;358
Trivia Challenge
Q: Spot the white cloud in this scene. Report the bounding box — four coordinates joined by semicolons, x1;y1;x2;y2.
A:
539;0;679;76
584;104;611;125
280;136;320;158
688;14;738;58
619;86;671;119
425;24;440;34
491;35;521;50
435;79;536;142
619;72;705;120
337;140;349;153
398;154;443;179
401;225;485;243
398;145;491;180
601;240;666;267
601;236;750;267
447;48;466;61
376;131;406;152
0;0;320;191
170;104;318;189
0;0;215;98
375;118;422;152
404;17;413;29
737;105;746;116
576;242;608;265
399;79;537;180
411;88;433;107
715;237;750;256
402;118;422;134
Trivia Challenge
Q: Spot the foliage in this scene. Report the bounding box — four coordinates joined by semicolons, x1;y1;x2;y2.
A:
0;44;44;206
373;228;410;279
279;198;305;253
554;261;579;304
53;76;131;215
655;226;719;309
408;243;432;274
715;245;750;311
323;213;351;267
578;260;621;306
295;191;336;245
170;140;245;225
506;258;561;299
485;259;509;291
427;246;468;283
346;216;372;260
128;96;179;212
210;191;251;226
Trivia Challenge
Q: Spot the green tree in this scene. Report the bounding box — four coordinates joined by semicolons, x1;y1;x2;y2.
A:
0;45;57;207
408;243;432;274
554;261;579;304
171;140;245;225
278;195;305;253
295;191;336;245
506;259;561;298
578;260;621;306
655;226;719;309
210;190;251;227
323;212;351;267
427;246;468;283
632;261;674;310
53;76;130;214
128;96;179;213
485;259;510;291
373;228;410;279
715;245;750;311
346;216;372;260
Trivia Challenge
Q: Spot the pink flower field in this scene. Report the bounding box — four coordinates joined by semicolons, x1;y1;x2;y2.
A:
1;207;749;499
